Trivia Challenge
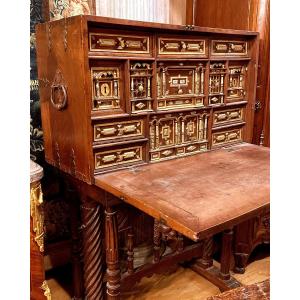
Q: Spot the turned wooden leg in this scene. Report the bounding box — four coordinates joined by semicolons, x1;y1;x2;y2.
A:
197;236;214;269
66;183;83;299
127;228;134;274
220;229;233;280
153;219;162;263
233;252;248;274
81;196;105;300
105;206;121;299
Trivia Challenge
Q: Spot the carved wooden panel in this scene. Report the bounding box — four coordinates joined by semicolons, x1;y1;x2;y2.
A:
93;119;145;142
130;62;153;113
91;67;121;110
89;33;150;53
213;108;244;127
94;145;144;170
158;37;206;56
211;40;248;56
149;111;208;162
209;62;226;105
157;62;205;110
227;66;246;101
212;128;242;147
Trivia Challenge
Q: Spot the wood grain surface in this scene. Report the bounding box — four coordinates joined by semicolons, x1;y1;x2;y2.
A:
95;143;269;241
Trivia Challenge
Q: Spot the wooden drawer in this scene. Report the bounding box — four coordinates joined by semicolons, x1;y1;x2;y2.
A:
158;37;207;56
93;119;145;143
89;32;150;54
211;40;248;56
94;144;145;171
213;108;243;127
150;142;207;162
212;128;242;148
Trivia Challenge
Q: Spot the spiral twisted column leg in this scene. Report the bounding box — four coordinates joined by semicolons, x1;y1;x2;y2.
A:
197;236;214;269
105;206;121;300
81;197;105;300
153;219;162;263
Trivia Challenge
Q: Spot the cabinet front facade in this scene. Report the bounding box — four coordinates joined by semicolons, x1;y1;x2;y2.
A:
36;16;258;183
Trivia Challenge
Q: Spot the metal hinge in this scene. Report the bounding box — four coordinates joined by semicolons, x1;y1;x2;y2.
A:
254;100;262;111
184;25;195;30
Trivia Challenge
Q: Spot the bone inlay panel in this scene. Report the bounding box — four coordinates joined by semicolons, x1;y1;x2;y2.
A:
158;37;207;56
94;145;144;169
213;108;243;127
94;119;145;142
89;33;150;53
211;40;248;56
150;111;208;162
227;66;246;101
209;62;226;105
91;67;121;110
130;62;154;113
212;128;242;147
157;62;205;110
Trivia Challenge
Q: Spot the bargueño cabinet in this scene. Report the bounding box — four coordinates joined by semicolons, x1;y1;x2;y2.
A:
36;15;259;185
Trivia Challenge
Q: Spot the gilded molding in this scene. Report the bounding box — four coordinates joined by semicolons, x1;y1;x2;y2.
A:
41;281;51;300
30;182;45;252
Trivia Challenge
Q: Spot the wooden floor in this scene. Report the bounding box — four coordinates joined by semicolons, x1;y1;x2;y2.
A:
47;255;269;300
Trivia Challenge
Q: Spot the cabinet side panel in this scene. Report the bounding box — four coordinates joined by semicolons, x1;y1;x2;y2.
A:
36;17;92;183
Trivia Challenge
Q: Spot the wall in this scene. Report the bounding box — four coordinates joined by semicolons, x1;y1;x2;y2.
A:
194;0;270;146
96;0;187;24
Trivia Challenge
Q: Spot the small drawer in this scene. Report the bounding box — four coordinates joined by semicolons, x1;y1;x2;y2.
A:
94;144;145;170
211;40;248;56
94;119;145;143
212;128;242;148
157;97;204;110
89;33;150;54
150;142;208;162
158;37;207;56
213;108;243;127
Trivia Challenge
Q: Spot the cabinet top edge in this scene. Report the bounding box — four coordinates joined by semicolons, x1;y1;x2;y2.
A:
37;14;259;37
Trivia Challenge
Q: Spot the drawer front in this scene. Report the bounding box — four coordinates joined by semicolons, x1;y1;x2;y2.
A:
94;119;145;142
157;97;204;110
211;40;248;56
212;128;242;147
89;33;150;54
150;142;207;162
213;108;243;127
94;145;144;170
158;37;207;56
